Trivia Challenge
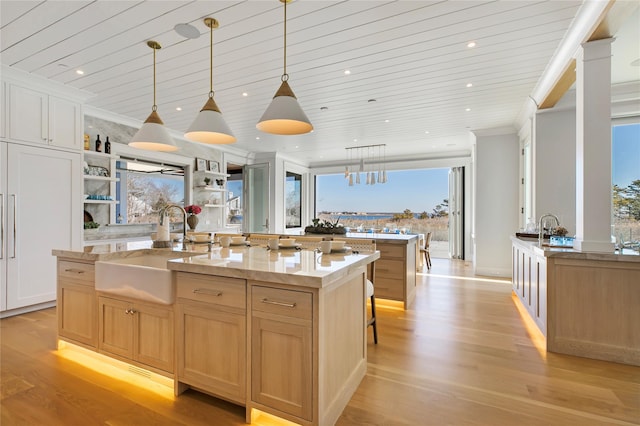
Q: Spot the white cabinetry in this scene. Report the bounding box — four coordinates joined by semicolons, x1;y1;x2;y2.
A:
6;84;82;150
0;142;82;315
83;151;119;229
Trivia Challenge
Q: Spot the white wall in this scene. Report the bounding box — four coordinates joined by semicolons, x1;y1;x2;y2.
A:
473;130;519;277
534;107;577;234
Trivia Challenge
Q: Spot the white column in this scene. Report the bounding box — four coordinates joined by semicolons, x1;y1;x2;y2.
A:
574;38;615;253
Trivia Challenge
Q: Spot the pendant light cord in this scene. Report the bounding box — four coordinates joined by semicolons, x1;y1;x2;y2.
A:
209;21;214;98
152;46;157;111
282;0;288;82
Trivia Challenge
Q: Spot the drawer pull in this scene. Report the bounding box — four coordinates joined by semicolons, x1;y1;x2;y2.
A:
261;298;296;308
193;288;222;297
64;268;85;274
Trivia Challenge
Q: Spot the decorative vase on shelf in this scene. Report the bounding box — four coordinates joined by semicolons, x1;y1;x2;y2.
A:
187;214;199;231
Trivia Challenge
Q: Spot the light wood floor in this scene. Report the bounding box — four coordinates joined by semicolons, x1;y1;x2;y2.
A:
2;259;639;425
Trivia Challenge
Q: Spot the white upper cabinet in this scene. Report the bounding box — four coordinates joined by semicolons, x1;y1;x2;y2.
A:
7;83;82;150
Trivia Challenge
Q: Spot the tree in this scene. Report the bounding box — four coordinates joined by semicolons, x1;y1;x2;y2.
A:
418;211;429;219
393;209;414;220
626;180;640;221
613;184;629;218
432;198;449;217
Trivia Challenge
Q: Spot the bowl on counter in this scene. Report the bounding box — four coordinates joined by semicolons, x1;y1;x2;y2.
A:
188;232;213;243
279;238;297;247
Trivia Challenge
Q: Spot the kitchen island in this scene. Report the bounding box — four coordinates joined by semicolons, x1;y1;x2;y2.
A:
336;232;418;308
53;242;379;426
511;236;640;366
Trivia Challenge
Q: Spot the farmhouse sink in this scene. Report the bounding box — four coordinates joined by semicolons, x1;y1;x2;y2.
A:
95;253;190;305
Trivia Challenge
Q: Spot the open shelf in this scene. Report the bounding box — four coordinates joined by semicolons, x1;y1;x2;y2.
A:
84;200;119;205
194;185;226;192
84;175;119;182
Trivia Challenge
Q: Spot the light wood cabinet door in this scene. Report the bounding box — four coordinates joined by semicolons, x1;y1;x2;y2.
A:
177;303;245;404
134;302;174;373
251;285;313;422
251;317;312;421
58;282;96;348
98;296;173;373
99;296;133;359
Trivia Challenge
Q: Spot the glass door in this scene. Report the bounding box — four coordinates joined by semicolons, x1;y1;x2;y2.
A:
244;163;270;233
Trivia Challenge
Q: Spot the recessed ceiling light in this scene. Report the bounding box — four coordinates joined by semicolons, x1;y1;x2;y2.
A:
467;41;476;48
256;136;260;140
353;139;358;142
176;107;182;111
320;106;328;111
466;83;473;88
425;131;430;134
368;99;376;103
174;23;200;39
242;92;248;97
384;119;390;123
465;108;471;112
344;70;351;75
76;69;84;75
295;145;299;149
631;58;640;66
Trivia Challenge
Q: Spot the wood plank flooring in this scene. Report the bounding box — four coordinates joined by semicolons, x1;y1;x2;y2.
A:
2;258;639;425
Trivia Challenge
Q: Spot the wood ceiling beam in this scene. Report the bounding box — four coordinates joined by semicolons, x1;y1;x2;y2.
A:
539;0;637;109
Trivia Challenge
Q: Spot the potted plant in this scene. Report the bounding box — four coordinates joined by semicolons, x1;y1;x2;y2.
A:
83;221;100;235
304;217;347;234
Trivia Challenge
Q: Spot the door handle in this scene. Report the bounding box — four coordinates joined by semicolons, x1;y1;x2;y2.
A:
0;193;4;260
11;194;16;259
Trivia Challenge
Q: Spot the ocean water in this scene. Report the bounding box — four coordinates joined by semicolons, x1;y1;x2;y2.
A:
323;214;423;221
323;214;394;221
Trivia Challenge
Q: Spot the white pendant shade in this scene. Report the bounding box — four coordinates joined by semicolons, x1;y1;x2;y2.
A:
257;81;313;135
185;97;236;144
129;110;178;152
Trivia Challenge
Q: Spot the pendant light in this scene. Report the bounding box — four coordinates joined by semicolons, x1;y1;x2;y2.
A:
129;41;178;152
256;0;313;135
184;18;236;144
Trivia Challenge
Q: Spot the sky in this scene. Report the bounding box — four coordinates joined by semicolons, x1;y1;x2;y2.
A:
316;168;450;214
612;123;640;188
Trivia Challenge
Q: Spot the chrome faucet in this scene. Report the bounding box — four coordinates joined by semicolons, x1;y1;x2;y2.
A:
538;213;560;245
160;204;188;251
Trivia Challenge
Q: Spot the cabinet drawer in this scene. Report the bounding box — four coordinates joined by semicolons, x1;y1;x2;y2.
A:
378;244;405;259
177;273;246;309
374;276;404;300
252;286;312;320
58;260;95;286
375;259;404;278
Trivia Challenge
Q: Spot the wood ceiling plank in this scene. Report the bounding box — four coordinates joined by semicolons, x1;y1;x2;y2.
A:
0;1;91;57
0;1;44;29
1;1;137;66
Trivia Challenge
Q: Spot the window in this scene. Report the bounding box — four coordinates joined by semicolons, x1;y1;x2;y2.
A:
115;158;185;224
612;120;640;249
315;168;450;257
286;172;302;228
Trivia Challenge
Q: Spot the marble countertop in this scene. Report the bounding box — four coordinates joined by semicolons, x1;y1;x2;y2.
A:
53;243;379;288
168;246;380;288
511;236;639;262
